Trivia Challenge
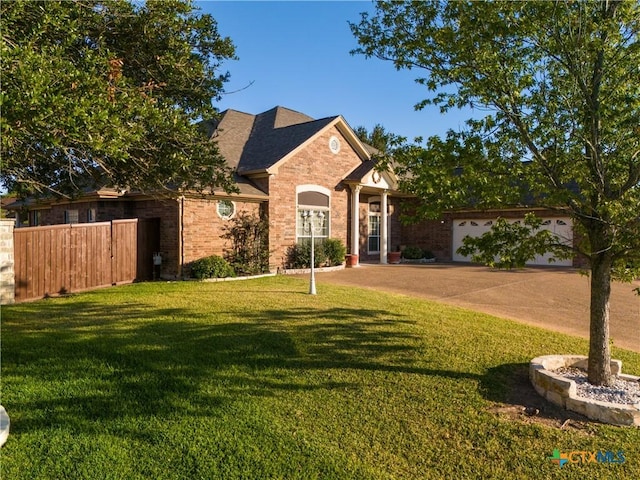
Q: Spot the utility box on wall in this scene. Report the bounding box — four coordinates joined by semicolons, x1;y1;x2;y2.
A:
153;252;162;280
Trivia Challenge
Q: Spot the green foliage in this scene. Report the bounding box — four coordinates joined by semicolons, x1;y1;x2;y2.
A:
1;0;237;198
190;255;235;279
288;238;347;268
351;0;640;277
401;246;423;260
221;212;270;275
457;214;573;269
353;124;404;154
286;240;329;269
352;0;640;384
322;238;347;266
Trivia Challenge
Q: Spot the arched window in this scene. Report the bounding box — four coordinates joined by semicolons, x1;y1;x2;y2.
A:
296;185;330;244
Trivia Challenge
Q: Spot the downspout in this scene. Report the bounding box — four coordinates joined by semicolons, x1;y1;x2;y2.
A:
179;195;185;280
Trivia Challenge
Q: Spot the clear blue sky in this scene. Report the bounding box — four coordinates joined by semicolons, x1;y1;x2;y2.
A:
200;0;473;142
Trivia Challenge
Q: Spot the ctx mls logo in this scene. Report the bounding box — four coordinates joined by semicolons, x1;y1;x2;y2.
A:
548;449;569;467
548;449;625;467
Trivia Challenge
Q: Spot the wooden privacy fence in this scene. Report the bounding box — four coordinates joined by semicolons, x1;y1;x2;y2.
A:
13;219;158;302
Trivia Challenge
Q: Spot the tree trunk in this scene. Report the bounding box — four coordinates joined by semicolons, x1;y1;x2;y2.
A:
588;248;613;386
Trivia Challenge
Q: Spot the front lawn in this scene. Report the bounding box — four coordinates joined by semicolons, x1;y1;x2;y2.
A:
2;277;638;479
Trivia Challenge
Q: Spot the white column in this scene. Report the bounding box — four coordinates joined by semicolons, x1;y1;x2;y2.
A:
380;190;388;264
350;185;361;263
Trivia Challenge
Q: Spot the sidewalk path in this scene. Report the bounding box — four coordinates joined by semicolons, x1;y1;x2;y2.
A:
312;264;640;353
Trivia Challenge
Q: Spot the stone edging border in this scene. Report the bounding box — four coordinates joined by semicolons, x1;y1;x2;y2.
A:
198;272;277;283
529;355;640;427
399;258;437;264
185;264;346;282
277;264;346;275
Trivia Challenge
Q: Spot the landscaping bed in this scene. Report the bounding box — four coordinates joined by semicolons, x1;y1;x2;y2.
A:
530;355;640;427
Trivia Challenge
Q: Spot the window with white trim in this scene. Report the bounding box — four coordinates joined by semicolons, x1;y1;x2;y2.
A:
296;186;330;245
368;200;381;253
216;200;235;220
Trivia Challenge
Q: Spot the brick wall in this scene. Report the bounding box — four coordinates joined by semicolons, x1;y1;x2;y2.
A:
29;198;154;225
130;199;180;279
36;202;96;225
262;126;362;268
181;197;262;276
0;219;15;304
400;204;453;261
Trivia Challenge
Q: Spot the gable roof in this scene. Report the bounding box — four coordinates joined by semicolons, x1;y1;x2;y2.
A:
206;106;371;175
343;159;378;183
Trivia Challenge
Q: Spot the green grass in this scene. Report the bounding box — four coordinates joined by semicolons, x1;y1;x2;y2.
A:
1;276;639;479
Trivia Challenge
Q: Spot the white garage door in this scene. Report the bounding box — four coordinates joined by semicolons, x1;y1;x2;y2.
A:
452;217;573;266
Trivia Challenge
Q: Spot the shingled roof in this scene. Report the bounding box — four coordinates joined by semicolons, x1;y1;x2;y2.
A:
208;106;342;174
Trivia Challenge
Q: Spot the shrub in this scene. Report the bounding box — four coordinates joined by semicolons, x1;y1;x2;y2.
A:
190;255;235;279
402;246;424;259
322;238;346;266
221;212;270;275
286;240;327;268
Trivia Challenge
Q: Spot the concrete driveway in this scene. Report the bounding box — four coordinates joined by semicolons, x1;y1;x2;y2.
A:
312;264;640;353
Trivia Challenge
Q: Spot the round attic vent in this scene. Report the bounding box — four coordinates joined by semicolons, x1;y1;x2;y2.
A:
329;136;341;154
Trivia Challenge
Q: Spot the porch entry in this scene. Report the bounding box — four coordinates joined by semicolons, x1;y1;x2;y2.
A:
367;197;392;255
350;185;392;265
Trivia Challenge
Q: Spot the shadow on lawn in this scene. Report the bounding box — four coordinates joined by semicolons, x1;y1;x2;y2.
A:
3;298;577;439
3;300;421;436
479;363;591;427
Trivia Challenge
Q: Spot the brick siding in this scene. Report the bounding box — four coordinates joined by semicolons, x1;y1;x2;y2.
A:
180;197;262;276
259;126;362;269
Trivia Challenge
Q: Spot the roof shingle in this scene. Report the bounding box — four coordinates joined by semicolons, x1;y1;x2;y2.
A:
210;106;339;174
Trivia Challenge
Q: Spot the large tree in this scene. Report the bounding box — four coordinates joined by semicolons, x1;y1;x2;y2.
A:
1;0;237;198
354;123;400;154
352;0;640;386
